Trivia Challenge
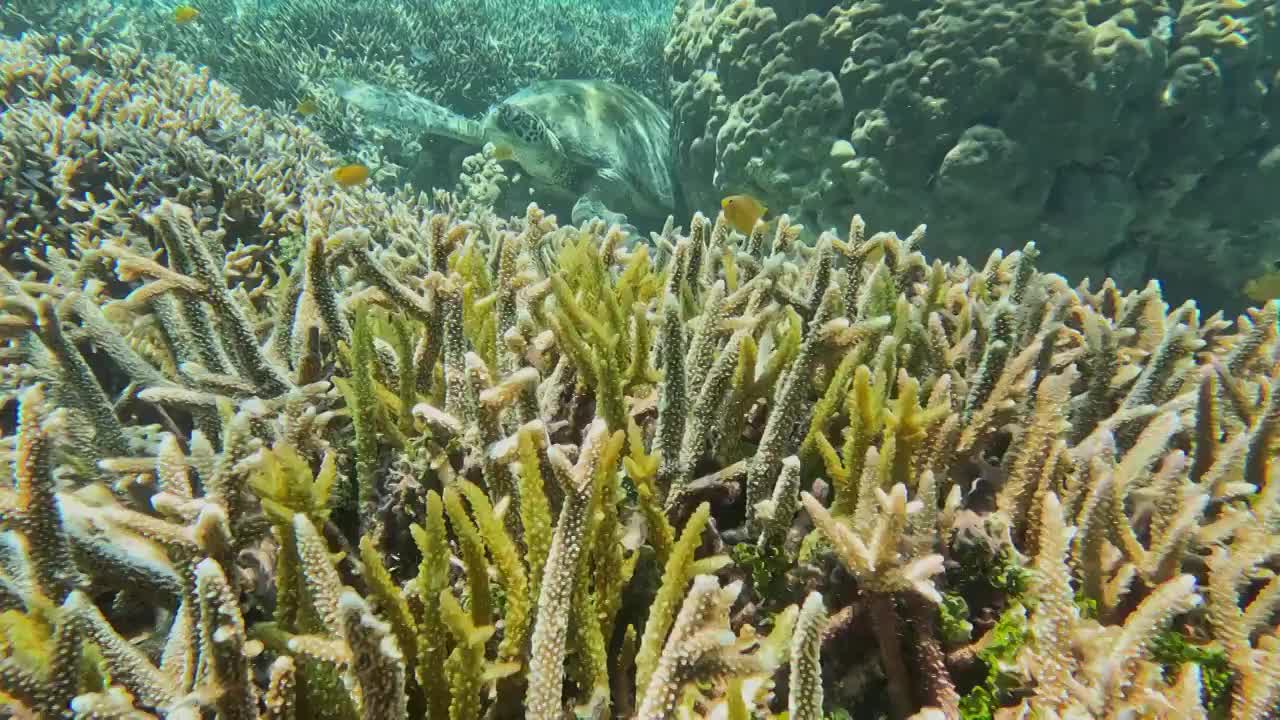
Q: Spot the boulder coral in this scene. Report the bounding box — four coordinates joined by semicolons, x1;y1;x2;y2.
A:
666;0;1280;312
2;31;1280;720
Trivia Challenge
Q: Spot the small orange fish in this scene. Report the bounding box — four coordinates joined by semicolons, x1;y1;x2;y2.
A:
721;193;766;235
332;163;370;187
173;5;200;24
296;98;319;116
1244;261;1280;303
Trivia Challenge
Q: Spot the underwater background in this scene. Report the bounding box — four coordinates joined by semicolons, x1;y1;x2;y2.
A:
7;1;1280;311
2;1;1280;719
6;0;1280;313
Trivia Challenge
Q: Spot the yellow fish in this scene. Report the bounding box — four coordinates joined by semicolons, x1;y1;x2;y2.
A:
1243;261;1280;303
173;5;200;24
491;143;515;161
332;163;370;187
721;193;766;235
296;98;319;116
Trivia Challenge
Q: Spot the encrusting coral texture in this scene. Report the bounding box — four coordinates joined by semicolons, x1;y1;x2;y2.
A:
665;0;1280;313
2;30;1280;720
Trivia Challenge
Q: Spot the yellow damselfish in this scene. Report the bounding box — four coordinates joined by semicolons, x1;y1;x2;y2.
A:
173;5;200;24
721;193;766;235
1243;262;1280;303
296;98;319;116
332;163;370;187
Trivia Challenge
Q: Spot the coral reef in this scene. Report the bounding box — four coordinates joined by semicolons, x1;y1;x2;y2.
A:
0;31;345;271
0;0;132;43
0;0;672;212
3;31;1280;720
665;0;1280;312
146;0;667;195
331;77;677;231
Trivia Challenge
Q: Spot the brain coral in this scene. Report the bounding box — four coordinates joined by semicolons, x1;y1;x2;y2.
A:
666;0;1280;311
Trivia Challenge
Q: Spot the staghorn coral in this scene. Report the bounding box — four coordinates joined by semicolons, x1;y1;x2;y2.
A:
0;0;133;43
144;0;671;118
2;0;671;222
666;0;1280;313
0;30;344;274
1;32;1280;720
109;0;672;206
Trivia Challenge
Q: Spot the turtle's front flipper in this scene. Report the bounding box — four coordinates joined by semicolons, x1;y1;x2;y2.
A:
571;170;638;238
572;195;632;231
331;80;484;144
572;196;640;243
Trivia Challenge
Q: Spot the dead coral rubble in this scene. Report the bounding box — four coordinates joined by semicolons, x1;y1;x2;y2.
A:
2;32;1280;720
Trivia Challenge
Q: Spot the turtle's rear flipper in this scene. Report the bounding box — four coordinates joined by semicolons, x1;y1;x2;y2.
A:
331;79;484;144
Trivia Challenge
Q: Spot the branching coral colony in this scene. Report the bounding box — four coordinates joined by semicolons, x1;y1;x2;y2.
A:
2;33;1280;720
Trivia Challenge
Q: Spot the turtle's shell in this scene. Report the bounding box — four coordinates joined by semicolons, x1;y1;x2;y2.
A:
491;80;674;215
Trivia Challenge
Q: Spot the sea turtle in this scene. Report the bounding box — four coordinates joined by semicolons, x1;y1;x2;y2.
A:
332;78;675;231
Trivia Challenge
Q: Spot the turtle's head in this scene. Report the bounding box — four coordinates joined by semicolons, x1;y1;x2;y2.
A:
493;102;553;148
488;102;562;178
